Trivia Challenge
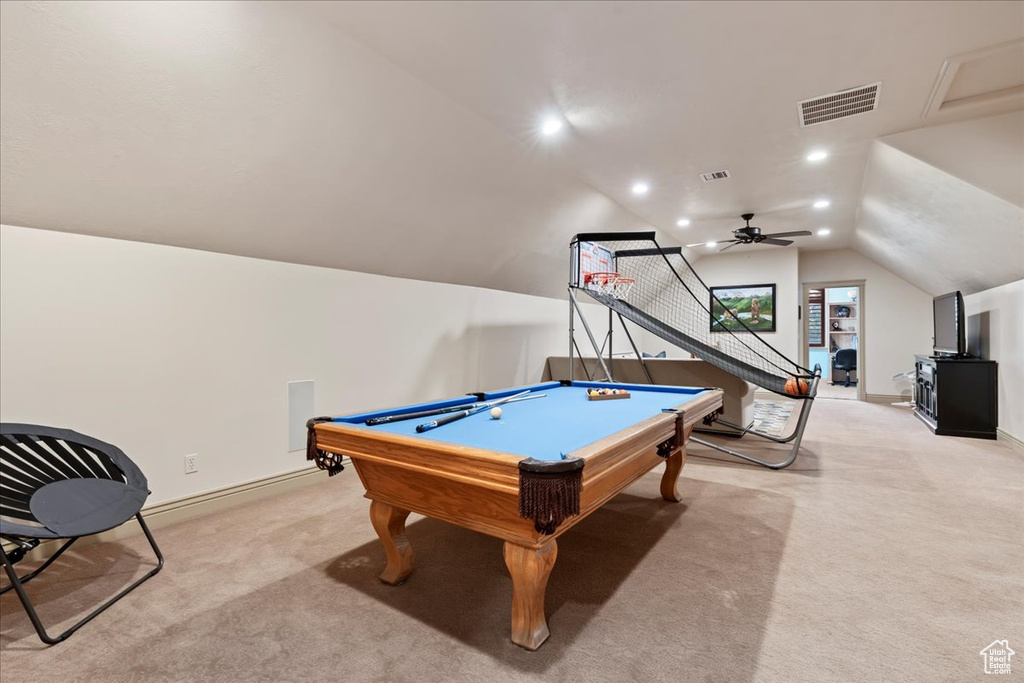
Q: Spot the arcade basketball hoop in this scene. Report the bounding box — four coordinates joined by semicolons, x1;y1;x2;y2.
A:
585;272;635;299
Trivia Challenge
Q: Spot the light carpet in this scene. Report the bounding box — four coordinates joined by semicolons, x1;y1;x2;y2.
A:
1;399;1021;682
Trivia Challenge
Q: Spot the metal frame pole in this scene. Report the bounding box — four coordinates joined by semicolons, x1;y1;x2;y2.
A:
568;288;575;382
689;368;822;469
617;313;655;384
569;290;614;382
608;306;614;371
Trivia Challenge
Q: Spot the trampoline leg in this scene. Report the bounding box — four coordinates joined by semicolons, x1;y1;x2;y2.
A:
0;512;164;645
0;537;77;593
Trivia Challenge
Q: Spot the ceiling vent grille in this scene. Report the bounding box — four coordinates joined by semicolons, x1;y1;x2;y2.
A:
700;170;731;183
799;82;881;126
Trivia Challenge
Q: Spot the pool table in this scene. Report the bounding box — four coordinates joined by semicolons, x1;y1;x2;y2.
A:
307;380;723;650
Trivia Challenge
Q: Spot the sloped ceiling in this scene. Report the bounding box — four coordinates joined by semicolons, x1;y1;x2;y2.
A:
0;1;650;298
882;111;1024;208
856;140;1023;296
1;1;1023;298
852;110;1024;297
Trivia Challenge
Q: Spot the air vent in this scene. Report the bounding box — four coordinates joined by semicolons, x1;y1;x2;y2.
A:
700;170;731;183
799;82;881;127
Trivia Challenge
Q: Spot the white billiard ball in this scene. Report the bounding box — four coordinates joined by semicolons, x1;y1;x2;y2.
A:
490;407;503;419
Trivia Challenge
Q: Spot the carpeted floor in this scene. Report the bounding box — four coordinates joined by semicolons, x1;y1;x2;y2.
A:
2;399;1021;682
815;382;859;400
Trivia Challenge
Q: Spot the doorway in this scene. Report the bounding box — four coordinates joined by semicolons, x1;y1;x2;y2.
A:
803;282;864;401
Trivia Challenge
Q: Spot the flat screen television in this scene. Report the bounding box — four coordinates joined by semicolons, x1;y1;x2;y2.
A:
933;291;967;357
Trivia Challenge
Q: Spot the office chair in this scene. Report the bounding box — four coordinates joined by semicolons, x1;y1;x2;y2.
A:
833;348;857;387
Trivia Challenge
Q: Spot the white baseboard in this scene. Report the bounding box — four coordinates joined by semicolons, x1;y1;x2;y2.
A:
998;429;1024;454
864;394;907;405
2;464;328;561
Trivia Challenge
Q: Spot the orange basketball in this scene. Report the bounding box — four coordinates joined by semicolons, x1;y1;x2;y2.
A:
785;377;809;396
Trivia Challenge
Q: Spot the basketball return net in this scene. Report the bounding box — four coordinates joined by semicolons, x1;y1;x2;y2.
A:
567;232;822;468
570;232;817;398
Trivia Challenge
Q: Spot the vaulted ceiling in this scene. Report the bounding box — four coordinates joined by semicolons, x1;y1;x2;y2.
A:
1;1;1022;298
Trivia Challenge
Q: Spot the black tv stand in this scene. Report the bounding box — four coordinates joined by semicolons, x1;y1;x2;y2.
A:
914;355;997;439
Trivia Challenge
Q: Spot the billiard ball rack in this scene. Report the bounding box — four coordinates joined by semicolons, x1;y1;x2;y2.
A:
586;389;631;401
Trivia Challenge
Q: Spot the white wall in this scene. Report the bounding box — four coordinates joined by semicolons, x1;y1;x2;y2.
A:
0;225;571;505
964;280;1024;441
800;249;933;397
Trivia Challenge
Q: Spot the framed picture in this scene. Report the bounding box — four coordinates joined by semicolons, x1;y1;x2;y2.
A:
710;283;777;332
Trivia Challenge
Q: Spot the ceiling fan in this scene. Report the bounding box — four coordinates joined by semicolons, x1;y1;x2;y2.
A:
686;213;812;252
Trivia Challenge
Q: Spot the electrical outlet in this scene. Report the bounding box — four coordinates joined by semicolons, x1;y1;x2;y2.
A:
184;454;199;474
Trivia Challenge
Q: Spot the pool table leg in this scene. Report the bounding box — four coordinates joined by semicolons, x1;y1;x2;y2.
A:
503;540;557;650
369;500;414;585
660;446;687;503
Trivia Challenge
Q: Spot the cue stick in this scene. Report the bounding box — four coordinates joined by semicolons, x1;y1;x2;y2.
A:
416;389;533;433
364;393;546;426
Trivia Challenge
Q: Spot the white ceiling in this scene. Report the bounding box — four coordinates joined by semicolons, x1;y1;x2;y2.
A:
882;111;1024;208
856;139;1023;296
1;1;1023;298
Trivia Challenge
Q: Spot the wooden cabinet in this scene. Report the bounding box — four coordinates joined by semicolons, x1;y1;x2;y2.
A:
914;355;998;439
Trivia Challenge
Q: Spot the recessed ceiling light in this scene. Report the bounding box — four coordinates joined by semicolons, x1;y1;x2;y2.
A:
632;182;650;196
676;218;691;227
817;228;831;236
705;241;717;248
806;150;828;162
541;117;563;136
813;199;830;209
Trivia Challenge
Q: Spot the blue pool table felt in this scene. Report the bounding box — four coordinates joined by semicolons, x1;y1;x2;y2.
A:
333;382;710;462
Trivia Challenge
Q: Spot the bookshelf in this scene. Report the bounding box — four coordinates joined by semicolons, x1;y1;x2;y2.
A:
828;302;858;385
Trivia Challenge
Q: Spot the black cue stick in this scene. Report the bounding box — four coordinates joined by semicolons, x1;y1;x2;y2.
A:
416;389;533;433
366;403;474;426
364;393;545;426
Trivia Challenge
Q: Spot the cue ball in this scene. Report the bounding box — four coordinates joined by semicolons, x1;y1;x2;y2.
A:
490;407;503;419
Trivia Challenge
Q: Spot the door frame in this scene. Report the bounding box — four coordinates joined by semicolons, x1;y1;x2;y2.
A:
802;280;865;401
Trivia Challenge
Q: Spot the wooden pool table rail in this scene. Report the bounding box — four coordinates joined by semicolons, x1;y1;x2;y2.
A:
313;388;720;544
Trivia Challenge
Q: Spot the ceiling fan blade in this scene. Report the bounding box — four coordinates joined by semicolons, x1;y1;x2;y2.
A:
686;239;738;248
763;230;812;238
761;238;794;246
718;242;742;253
